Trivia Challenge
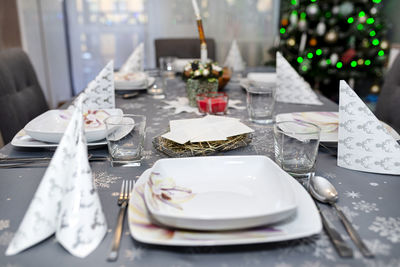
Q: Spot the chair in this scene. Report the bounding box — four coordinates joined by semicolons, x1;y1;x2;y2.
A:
0;48;49;144
154;38;216;67
375;53;400;134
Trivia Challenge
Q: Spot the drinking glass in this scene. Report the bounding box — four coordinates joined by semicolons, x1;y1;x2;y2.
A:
246;82;276;124
104;114;146;167
274;121;321;185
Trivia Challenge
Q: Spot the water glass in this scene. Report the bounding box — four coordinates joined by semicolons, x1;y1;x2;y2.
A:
159;56;177;73
147;77;166;99
104;115;146;167
246;82;276;124
274;121;321;184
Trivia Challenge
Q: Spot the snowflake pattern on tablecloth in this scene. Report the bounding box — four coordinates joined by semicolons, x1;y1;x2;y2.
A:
352;200;379;213
321;172;336;179
119;102;147;111
0;231;14;246
369;217;400;243
364;239;391;256
124;247;145;261
344;191;361;199
93;171;121;189
280;234;336;262
363;258;400;267
0;219;10;230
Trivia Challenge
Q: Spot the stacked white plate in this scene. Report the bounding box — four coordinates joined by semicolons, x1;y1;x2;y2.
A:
12;108;123;148
128;156;322;246
114;72;155;90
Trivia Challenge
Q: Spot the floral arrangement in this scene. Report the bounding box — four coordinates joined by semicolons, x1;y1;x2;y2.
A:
183;60;223;81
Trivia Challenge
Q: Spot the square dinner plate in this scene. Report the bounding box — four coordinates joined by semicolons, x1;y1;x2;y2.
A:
128;156;322;246
11;129;106;148
143;156;297;231
24;108;123;143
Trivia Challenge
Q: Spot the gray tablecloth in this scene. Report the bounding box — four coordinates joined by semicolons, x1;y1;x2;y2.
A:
0;77;399;267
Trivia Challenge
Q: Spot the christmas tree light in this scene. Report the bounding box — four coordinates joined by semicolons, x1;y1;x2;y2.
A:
316;49;322;56
378;50;384;56
366;18;375;24
351;61;357;67
297;57;304;63
365;60;371;65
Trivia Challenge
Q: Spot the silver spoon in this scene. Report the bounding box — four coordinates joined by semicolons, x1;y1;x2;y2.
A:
310;175;374;258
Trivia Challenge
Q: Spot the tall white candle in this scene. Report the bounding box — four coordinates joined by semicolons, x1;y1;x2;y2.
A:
191;0;201;19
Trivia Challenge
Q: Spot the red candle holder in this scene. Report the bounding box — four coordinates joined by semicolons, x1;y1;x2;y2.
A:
196;92;229;115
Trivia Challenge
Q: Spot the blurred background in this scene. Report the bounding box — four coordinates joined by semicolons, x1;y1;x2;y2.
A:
0;0;399;109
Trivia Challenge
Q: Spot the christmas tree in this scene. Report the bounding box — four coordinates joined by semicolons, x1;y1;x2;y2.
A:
276;0;389;102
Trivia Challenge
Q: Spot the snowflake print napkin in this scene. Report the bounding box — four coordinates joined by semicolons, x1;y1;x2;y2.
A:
338;80;400;175
276;52;323;105
71;61;115;110
119;42;144;73
6;97;107;258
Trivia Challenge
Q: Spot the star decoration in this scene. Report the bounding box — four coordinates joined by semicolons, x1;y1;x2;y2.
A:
162;97;200;115
228;99;246;110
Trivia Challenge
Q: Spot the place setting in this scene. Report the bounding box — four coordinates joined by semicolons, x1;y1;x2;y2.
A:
2;0;400;266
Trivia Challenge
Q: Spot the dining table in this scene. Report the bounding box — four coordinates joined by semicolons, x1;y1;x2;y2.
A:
0;69;399;267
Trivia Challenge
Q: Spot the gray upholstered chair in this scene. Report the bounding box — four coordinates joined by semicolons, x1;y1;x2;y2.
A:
0;48;49;144
154;38;216;67
375;53;400;134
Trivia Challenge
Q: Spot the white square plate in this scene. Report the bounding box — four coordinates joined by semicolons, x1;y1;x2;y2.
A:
24;109;123;143
11;129;106;148
143;156;297;231
128;156;322;246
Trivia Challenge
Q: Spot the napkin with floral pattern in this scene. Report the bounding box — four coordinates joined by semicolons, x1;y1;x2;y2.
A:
338;80;400;174
6;97;107;257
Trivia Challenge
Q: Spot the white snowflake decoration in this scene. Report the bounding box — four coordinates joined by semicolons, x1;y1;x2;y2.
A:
364;239;391;256
369;216;400;243
340;206;359;221
0;231;14;246
0;220;10;231
352;200;379;213
124;247;145;261
93;171;121;189
344;191;361;199
321;172;336;179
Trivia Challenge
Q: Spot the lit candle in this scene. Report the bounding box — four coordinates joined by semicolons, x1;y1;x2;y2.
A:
191;0;201;19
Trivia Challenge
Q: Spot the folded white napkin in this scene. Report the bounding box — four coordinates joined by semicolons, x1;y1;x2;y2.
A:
71;61;115;111
119;43;144;73
224;40;245;72
6;97;107;257
338;80;400;175
276;52;323;105
162;115;254;144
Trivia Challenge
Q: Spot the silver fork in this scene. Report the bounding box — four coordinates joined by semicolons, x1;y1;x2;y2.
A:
107;180;134;262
